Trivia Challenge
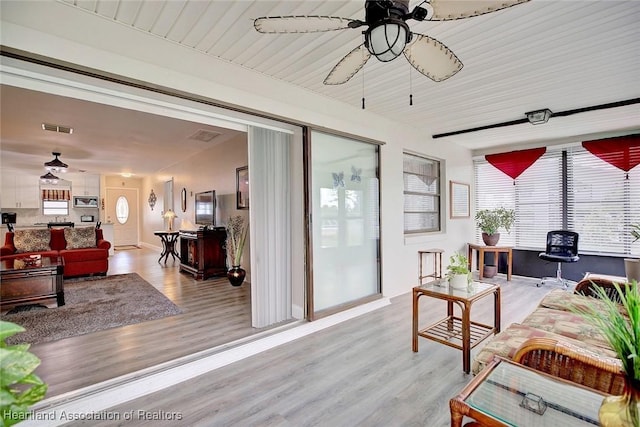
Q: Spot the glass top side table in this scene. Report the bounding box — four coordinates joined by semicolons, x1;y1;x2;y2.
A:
450;357;605;427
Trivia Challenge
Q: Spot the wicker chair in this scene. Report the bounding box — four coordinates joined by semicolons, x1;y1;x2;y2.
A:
574;277;630;302
513;337;626;395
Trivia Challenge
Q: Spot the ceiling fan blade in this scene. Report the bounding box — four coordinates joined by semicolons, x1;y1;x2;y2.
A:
403;34;463;82
324;44;372;85
254;16;356;33
427;0;530;21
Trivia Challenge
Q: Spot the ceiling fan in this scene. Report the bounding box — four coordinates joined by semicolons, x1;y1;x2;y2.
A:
255;0;530;85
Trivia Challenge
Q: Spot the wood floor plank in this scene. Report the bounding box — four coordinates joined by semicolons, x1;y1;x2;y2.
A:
57;273;555;426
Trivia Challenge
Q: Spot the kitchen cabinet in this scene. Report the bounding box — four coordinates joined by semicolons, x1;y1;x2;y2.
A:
71;173;100;196
1;172;40;209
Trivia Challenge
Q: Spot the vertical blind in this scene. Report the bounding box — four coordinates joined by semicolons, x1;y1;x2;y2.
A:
475;143;640;256
403;153;440;233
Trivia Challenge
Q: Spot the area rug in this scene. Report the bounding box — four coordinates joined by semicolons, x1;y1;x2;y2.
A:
1;273;183;345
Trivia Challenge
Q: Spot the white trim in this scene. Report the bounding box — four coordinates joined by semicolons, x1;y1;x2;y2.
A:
23;297;391;426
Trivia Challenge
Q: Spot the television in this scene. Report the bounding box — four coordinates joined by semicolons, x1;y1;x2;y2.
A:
195;190;216;227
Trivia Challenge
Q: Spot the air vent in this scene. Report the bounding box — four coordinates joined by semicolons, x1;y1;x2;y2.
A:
42;123;73;134
189;129;221;142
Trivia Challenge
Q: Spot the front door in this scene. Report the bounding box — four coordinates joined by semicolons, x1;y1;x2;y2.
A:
106;188;139;247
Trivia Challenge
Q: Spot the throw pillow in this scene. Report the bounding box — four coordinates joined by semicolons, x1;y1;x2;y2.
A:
14;229;51;253
64;227;97;249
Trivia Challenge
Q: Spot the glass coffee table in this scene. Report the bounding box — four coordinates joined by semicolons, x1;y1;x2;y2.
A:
450;357;605;426
0;255;65;311
412;278;500;373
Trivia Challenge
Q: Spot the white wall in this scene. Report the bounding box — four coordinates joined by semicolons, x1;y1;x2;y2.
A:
0;4;475;299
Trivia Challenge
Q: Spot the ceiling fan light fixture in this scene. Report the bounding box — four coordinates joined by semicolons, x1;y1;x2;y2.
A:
365;19;410;62
40;172;60;184
526;109;553;125
44;152;69;173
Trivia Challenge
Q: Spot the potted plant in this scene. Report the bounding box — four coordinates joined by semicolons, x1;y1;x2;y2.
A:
0;321;48;426
446;252;472;290
625;223;640;282
570;281;639;426
225;215;248;286
475;207;515;246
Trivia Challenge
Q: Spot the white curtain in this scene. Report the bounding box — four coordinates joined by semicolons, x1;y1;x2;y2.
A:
248;126;292;328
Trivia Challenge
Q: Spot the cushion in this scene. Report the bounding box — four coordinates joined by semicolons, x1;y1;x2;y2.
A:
521;307;611;350
64;227;97;249
13;229;51;253
472;323;617;375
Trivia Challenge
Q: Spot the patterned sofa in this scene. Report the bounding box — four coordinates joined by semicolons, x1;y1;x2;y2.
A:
1;227;110;278
472;287;621;376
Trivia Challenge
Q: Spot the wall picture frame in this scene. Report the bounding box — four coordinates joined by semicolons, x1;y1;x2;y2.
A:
450;181;470;218
181;187;187;212
236;166;249;210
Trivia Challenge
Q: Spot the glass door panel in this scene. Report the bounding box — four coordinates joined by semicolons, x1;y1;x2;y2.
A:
311;131;380;313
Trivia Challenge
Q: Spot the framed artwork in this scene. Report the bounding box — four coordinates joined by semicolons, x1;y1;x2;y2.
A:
236;166;249;210
450;181;470;218
181;188;187;212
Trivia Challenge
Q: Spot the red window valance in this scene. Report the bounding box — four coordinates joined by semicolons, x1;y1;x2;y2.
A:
485;147;546;182
582;134;640;178
42;189;70;201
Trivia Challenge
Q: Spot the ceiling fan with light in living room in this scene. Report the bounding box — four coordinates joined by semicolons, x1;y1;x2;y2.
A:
254;0;529;85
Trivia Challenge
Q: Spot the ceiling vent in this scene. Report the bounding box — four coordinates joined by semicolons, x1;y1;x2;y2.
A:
42;123;73;134
189;129;221;142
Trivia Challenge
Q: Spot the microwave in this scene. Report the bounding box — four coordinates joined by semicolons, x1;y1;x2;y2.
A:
73;196;99;208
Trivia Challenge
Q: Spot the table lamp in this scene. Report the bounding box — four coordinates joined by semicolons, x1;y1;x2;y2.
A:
163;209;177;231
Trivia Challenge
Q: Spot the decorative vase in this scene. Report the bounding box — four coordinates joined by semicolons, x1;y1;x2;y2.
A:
483;265;497;278
599;378;640;427
482;233;500;246
227;265;246;286
449;274;468;290
624;258;640;282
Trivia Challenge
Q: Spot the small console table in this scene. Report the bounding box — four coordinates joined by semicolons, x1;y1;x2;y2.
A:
418;248;444;284
154;231;179;264
467;243;513;281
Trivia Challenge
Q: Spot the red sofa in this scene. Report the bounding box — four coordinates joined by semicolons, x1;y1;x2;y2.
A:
1;228;110;278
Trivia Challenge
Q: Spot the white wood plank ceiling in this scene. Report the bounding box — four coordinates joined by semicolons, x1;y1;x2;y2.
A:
39;1;640;150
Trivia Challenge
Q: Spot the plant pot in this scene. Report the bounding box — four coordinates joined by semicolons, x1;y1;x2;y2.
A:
449;274;468;290
599;377;640;427
624;258;640;282
482;233;500;246
483;265;497;278
227;266;246;286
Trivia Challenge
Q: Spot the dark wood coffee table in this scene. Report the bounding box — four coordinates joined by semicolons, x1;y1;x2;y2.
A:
0;255;65;312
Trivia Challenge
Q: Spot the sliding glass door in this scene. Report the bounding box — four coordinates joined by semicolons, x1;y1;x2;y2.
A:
309;131;381;317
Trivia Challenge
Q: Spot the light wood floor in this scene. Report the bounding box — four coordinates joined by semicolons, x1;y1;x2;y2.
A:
24;247;272;398
52;258;554;427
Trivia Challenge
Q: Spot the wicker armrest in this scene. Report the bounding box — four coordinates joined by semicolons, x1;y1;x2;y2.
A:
574;278;629;302
513;337;625;395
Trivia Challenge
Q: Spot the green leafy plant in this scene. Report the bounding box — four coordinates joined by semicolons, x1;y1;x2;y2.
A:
570;281;639;425
226;215;248;267
475;207;515;235
446;252;471;284
0;321;48;427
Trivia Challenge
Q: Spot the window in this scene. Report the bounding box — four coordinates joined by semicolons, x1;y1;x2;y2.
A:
475;143;640;256
115;196;130;224
43;200;69;216
403;153;441;233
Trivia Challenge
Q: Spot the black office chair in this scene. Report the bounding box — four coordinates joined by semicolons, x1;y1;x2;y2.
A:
537;230;580;288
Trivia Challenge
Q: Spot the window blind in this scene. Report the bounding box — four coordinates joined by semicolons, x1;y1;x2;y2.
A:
474;149;563;249
475;143;639;256
567;145;640;256
404;153;440;233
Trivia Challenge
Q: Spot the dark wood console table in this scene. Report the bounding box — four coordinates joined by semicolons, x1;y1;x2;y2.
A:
179;228;227;280
1;255;65;312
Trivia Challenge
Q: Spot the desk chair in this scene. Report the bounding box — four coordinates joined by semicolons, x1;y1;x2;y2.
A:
537;230;579;288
